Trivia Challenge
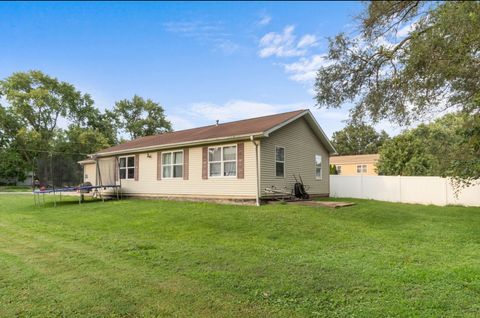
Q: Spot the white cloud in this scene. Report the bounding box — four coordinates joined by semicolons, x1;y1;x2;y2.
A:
167;99;360;139
297;34;317;49
164;20;239;54
212;39;240;55
256;25;325;94
397;21;417;38
163;21;224;37
258;25;317;58
283;54;330;82
168;115;198;131
258;14;271;26
188;99;304;122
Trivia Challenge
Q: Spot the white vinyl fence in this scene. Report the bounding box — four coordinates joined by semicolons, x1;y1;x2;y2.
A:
330;175;480;207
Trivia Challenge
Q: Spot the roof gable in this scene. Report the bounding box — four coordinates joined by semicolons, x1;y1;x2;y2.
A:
263;110;336;154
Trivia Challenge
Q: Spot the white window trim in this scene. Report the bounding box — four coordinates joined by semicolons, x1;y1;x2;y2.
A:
119;155;136;180
208;144;238;178
275;146;285;178
356;164;367;174
315;154;322;180
161;150;184;179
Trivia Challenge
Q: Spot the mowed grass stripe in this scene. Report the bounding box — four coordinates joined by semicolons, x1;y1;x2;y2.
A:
0;220;287;318
0;195;479;317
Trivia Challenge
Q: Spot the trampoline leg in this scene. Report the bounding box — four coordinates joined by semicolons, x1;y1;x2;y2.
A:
53;193;56;208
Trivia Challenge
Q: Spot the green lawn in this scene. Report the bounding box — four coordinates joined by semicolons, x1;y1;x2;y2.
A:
0;195;479;317
0;185;31;192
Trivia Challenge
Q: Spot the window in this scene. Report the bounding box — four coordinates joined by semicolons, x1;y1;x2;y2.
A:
336;165;342;175
119;156;135;180
275;146;285;178
162;151;183;178
209;145;237;177
315;155;322;179
357;164;367;174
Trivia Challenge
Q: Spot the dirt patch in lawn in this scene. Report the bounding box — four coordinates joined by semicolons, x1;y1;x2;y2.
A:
286;200;355;208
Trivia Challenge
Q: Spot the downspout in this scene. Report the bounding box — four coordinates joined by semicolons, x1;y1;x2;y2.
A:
250;135;260;206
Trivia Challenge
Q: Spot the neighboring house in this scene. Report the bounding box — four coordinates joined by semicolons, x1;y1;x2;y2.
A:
0;172;34;186
78;109;336;203
330;154;380;176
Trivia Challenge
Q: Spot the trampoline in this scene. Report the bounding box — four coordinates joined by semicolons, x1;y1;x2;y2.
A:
33;155;123;207
33;184;121;207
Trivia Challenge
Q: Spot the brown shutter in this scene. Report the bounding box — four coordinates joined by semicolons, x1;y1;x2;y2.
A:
237;142;244;179
134;154;139;181
183;148;189;180
157;151;162;180
202;147;208;179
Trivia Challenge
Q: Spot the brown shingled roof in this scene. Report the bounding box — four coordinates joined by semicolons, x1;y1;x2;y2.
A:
97;109;307;155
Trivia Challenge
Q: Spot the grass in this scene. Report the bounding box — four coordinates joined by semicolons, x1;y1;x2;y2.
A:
0;195;479;317
0;185;31;192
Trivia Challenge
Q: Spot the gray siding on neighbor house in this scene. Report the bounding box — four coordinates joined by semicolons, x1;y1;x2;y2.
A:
259;117;330;196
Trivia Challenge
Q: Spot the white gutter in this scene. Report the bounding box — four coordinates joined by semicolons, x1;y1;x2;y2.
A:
93;132;265;157
250;135;260;206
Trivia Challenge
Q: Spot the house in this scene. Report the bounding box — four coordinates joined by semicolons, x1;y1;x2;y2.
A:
0;171;34;186
78;109;336;203
330;154;380;176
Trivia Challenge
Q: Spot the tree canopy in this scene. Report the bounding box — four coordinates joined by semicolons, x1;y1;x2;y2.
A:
0;70;100;180
113;95;172;140
315;1;480;182
376;113;467;176
331;123;389;155
315;1;480;124
0;71;171;185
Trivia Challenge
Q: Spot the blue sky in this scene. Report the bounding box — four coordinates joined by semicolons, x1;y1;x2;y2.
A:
0;1;400;137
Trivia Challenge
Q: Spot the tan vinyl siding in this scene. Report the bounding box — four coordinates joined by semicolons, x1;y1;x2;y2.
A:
83;163;97;185
116;141;258;198
334;163;378;176
330;154;379;176
260;117;330;196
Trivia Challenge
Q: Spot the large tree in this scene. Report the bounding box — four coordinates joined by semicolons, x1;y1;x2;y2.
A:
331;123;389;155
0;71;115;184
113;95;172;140
377;113;465;176
315;1;480;182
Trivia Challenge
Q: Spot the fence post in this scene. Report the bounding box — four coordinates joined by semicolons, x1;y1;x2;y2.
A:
444;177;448;206
398;175;402;203
360;174;363;198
